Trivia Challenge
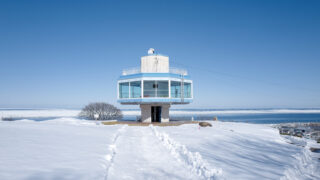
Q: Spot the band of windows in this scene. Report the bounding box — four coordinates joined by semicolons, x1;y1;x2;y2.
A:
119;80;191;99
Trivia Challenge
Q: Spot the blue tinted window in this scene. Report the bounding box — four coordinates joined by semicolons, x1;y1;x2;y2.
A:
130;81;141;98
170;81;181;98
184;82;191;98
119;82;129;98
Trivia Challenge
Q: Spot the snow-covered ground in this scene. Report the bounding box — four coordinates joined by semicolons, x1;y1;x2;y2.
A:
0;118;319;180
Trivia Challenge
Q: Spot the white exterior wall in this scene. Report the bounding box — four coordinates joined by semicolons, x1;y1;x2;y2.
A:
141;55;169;73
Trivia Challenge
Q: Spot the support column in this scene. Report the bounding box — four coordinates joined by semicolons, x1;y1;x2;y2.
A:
161;104;170;122
140;104;151;123
140;104;170;123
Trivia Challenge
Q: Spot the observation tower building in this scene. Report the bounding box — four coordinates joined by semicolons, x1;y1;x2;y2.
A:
117;48;193;123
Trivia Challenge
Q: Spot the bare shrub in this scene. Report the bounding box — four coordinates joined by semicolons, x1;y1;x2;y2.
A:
79;102;123;120
1;117;15;121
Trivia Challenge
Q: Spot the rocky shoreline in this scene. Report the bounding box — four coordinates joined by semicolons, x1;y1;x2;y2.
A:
275;122;320;142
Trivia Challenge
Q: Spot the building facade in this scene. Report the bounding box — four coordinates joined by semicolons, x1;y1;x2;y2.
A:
117;49;193;123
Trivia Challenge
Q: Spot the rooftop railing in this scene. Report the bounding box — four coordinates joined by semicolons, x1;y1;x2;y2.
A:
169;67;188;76
122;67;188;76
122;67;140;76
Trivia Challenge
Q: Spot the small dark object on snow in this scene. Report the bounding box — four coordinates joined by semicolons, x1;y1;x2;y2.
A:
310;147;320;153
199;122;212;127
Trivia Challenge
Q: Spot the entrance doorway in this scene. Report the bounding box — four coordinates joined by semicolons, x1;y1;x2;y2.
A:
151;106;161;122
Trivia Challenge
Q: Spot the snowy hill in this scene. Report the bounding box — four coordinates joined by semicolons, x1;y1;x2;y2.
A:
0;118;319;180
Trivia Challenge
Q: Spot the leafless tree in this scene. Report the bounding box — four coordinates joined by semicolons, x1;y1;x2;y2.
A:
79;102;123;120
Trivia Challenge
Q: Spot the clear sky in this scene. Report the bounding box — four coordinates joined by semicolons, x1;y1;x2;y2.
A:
0;0;319;109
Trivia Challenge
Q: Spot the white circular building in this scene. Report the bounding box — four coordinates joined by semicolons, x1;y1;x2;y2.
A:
117;49;193;123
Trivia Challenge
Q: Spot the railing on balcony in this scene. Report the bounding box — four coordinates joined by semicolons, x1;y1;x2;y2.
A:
169;68;188;76
122;67;188;76
122;67;141;76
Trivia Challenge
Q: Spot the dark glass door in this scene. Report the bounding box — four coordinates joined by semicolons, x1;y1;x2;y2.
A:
151;106;162;122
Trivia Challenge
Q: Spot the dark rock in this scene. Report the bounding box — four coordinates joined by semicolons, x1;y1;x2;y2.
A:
199;122;212;127
310;147;320;153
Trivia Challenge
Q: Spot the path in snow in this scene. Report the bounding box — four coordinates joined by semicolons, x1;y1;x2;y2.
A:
159;122;319;180
280;136;320;180
104;125;127;180
1;119;319;180
150;125;223;180
106;126;200;180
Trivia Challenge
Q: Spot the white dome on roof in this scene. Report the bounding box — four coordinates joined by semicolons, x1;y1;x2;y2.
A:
148;48;155;55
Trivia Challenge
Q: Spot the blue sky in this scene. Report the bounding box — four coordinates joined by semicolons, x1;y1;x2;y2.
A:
0;0;319;109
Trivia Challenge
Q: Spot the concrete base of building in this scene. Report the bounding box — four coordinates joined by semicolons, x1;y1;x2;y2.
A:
140;104;170;123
